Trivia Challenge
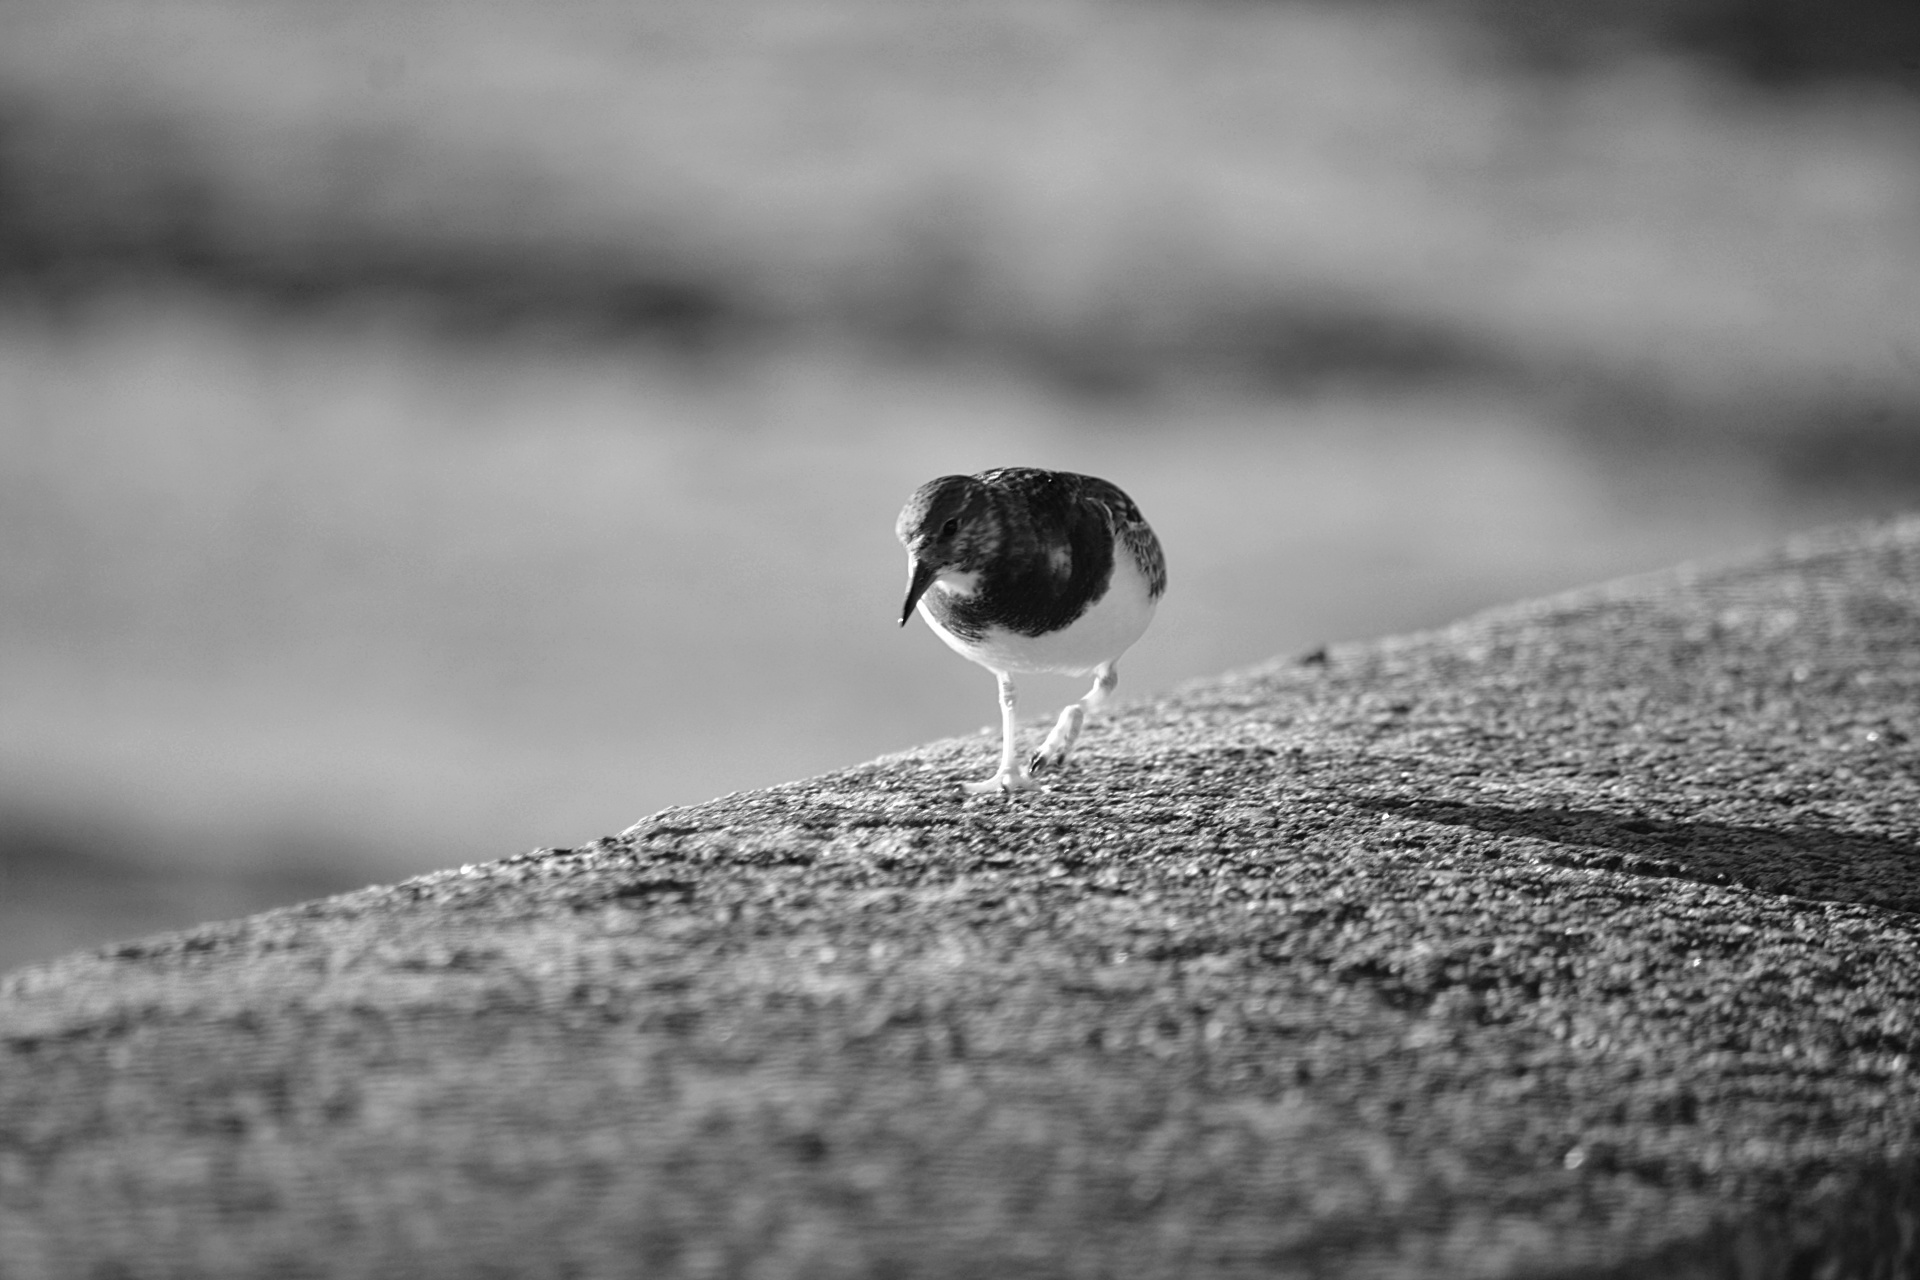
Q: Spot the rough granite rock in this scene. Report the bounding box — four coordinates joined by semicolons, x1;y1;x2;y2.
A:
4;519;1920;1279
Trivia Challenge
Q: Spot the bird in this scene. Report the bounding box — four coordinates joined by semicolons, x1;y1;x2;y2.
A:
896;467;1167;794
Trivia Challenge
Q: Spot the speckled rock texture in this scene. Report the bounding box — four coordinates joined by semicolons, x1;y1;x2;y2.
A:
5;519;1920;1279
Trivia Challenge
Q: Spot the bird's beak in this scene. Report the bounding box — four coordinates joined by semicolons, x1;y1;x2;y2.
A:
900;557;939;627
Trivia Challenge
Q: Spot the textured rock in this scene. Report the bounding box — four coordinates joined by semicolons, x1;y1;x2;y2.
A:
5;519;1920;1278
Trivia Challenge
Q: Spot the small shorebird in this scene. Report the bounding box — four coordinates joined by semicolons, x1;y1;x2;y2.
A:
896;467;1167;793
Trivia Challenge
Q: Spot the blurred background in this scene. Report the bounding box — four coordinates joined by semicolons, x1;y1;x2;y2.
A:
2;0;1917;973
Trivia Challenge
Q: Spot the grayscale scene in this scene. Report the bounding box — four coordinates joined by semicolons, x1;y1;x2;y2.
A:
5;0;1913;974
3;1;1919;1273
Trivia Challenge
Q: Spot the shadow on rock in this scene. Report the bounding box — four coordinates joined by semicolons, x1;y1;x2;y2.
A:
1358;797;1920;916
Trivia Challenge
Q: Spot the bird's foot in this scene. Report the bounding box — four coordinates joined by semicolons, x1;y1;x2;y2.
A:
1030;705;1085;774
964;769;1042;795
1028;744;1069;774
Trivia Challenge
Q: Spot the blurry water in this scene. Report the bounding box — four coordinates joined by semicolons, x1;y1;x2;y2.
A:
0;290;1883;972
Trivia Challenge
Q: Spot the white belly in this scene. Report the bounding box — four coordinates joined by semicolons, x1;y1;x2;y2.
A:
920;546;1158;676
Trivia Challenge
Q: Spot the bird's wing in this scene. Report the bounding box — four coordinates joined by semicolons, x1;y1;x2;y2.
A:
1082;477;1167;600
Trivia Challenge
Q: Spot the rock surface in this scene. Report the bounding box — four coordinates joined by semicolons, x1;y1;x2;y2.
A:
5;519;1920;1278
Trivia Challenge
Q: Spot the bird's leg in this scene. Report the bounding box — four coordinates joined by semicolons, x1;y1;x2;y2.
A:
1032;662;1118;773
966;670;1040;794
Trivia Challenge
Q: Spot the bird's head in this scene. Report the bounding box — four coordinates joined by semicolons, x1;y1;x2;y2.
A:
896;474;999;626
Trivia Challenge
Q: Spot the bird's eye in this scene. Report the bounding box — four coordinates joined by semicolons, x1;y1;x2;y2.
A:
939;517;960;539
